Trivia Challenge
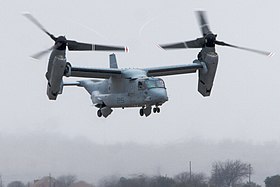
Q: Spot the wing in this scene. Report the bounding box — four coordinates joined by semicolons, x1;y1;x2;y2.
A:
144;63;203;77
69;67;122;79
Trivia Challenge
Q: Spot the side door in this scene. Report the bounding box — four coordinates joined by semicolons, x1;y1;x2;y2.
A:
128;80;137;96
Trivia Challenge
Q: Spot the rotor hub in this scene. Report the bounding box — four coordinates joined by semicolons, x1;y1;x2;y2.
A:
205;34;216;47
55;36;67;50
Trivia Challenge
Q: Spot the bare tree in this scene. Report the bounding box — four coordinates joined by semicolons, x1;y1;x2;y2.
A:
56;175;77;187
98;174;175;187
98;175;119;187
7;181;24;187
0;175;3;187
264;175;280;187
242;182;261;187
174;172;208;187
210;160;251;187
150;176;175;187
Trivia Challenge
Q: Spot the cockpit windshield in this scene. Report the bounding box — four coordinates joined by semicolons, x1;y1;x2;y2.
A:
138;78;165;90
145;79;165;89
156;79;165;88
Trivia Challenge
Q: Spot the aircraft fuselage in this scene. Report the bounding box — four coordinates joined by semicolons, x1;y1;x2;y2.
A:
80;76;168;109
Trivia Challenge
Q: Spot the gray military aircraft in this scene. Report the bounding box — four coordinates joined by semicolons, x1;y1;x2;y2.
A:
25;12;272;118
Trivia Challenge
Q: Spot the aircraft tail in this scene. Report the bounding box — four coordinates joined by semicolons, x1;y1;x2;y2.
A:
109;53;118;68
63;80;103;95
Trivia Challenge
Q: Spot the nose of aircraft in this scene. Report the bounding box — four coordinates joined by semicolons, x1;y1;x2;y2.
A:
149;88;168;103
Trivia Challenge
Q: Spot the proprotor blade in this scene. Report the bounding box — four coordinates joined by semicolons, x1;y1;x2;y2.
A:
31;43;62;60
31;46;54;60
215;40;273;56
196;11;212;36
159;38;205;50
23;13;57;41
67;40;128;52
24;13;129;53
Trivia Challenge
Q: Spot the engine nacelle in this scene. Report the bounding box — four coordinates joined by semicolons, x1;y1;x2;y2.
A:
47;56;67;100
197;52;218;97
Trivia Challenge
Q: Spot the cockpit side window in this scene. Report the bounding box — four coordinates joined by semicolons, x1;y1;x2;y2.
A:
138;81;145;90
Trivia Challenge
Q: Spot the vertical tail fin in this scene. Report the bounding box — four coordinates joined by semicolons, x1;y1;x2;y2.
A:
109;53;118;69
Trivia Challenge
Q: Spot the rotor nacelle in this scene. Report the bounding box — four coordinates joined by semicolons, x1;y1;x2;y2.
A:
47;56;67;100
196;47;218;97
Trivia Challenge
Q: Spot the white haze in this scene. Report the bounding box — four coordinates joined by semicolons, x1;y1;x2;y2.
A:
1;132;279;186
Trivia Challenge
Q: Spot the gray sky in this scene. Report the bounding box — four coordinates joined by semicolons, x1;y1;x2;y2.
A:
0;0;280;185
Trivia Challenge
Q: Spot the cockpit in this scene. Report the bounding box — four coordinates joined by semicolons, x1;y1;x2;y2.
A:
138;78;165;90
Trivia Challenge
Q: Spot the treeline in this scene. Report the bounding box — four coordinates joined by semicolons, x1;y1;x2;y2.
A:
99;174;280;187
99;170;280;187
2;160;280;187
99;174;259;187
99;160;257;187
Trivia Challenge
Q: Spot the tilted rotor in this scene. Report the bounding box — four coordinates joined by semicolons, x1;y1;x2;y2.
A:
159;11;273;57
23;13;128;59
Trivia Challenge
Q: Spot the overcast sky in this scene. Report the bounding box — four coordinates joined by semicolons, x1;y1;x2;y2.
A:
1;0;279;143
0;0;279;185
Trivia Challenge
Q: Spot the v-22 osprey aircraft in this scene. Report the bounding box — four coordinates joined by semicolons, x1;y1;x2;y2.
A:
24;11;272;118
